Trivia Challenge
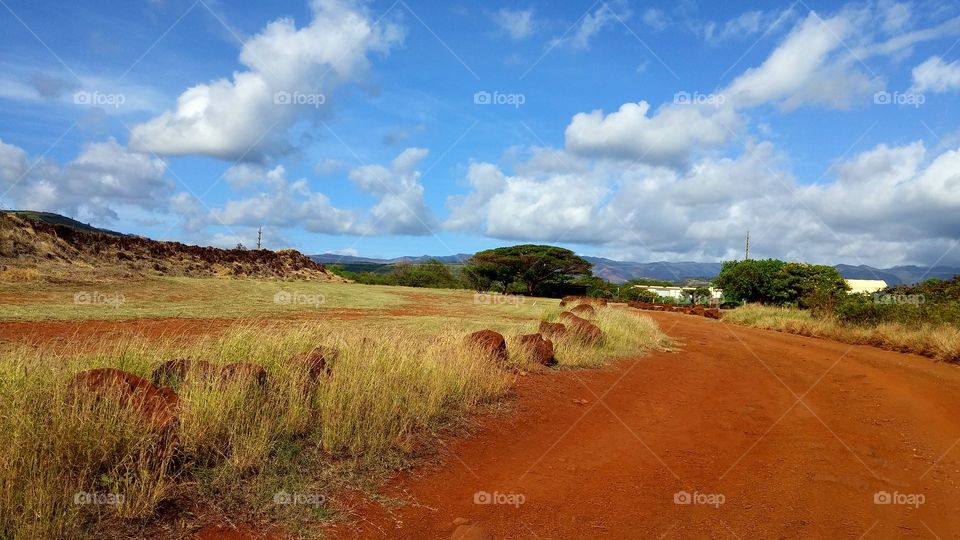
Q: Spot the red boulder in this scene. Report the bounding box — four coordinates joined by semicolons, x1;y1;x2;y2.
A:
465;330;509;363
517;333;556;366
293;346;338;381
69;368;180;431
151;358;219;386
559;312;603;344
570;304;596;318
538;321;567;340
220;362;268;387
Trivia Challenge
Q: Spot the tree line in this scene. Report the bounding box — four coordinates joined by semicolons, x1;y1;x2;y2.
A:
331;245;952;317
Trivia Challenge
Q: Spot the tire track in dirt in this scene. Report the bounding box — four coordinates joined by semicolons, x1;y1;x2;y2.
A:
328;311;960;539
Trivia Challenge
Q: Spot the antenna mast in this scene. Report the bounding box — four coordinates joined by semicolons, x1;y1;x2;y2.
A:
744;230;750;260
257;226;263;250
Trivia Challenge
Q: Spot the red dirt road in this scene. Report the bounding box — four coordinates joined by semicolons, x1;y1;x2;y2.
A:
330;312;960;539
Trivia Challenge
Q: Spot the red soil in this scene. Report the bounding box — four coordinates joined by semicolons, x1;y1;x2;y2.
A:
323;311;960;538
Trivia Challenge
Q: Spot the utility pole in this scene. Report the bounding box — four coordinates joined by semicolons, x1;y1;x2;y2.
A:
744;230;750;260
256;226;263;250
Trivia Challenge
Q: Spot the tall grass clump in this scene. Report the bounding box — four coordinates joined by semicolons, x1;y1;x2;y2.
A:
316;331;512;457
0;354;175;539
723;304;960;362
534;307;671;368
0;322;513;538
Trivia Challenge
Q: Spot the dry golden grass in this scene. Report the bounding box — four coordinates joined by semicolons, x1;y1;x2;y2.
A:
0;267;41;283
533;306;671;368
0;324;513;538
723;304;960;362
0;308;667;538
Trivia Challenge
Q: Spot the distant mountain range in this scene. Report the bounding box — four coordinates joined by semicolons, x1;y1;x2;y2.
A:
312;253;960;286
313;253;472;266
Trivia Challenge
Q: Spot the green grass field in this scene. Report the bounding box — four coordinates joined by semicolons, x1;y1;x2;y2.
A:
0;277;557;325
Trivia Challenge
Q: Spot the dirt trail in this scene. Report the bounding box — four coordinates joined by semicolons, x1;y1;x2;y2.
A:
329;312;960;539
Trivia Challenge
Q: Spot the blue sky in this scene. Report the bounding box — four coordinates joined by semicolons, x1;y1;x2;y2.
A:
1;0;959;266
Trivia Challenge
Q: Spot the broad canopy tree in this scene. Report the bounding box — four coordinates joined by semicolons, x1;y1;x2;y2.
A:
464;245;592;296
714;259;849;306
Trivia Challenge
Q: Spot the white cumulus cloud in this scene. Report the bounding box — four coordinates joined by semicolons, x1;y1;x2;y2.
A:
911;56;960;93
129;0;403;161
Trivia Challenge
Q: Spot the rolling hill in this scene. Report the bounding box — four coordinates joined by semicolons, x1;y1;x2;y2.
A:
1;211;343;282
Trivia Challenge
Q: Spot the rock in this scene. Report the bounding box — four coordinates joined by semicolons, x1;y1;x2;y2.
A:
570;304;596;318
220;362;268;387
517;333;556;366
69;368;180;431
559;312;602;344
703;308;721;319
293;346;338;381
151;358;219;386
538;321;567;340
465;330;509;363
452;517;471;526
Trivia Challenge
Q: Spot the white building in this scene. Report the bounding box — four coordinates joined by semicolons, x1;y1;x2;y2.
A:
632;285;723;301
845;279;887;294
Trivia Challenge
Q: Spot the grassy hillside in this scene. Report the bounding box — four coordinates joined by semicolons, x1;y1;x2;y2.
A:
0;212;343;283
3;210;126;236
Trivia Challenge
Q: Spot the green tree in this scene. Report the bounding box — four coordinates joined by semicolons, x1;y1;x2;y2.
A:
621;286;661;302
575;275;615;298
770;262;849;307
389;260;460;288
714;259;785;304
464;245;592;296
715;259;849;306
684;286;712;305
